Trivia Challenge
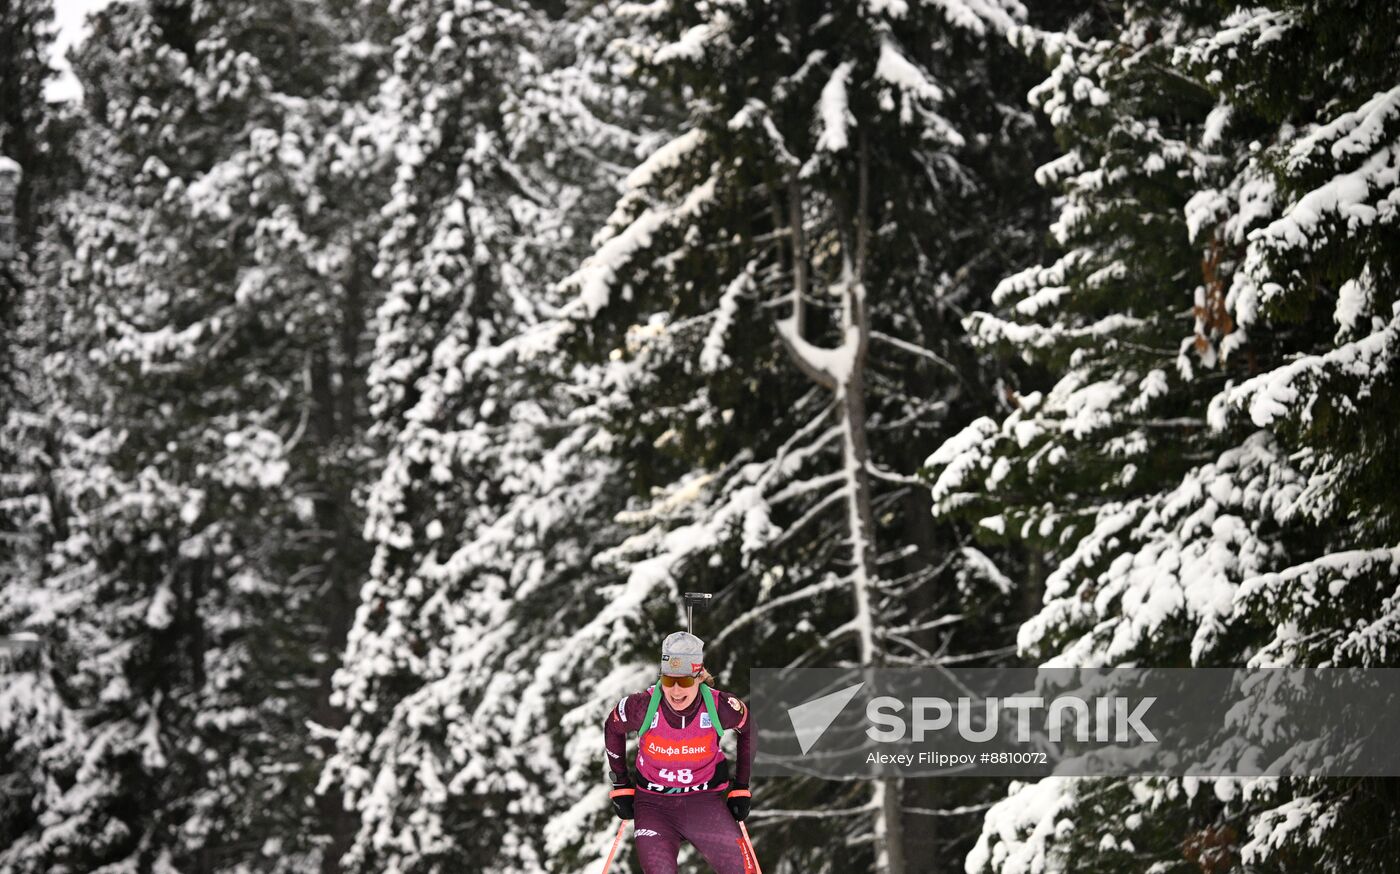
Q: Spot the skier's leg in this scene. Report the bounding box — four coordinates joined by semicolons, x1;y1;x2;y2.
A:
677;792;751;874
633;792;684;874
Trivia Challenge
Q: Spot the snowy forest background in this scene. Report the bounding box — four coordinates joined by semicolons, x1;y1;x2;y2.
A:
2;0;1398;872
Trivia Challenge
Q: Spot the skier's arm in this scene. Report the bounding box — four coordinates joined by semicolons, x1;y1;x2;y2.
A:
604;694;645;821
717;691;754;785
604;692;646;787
734;701;754;786
604;713;630;786
717;690;755;821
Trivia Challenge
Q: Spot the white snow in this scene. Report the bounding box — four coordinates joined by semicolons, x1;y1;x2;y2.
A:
623;129;705;192
816;62;856;152
700;265;753;373
926;417;998;507
1208;311;1399;430
865;0;909;17
1021;433;1302;666
44;0;122;102
559;175;718;319
775;315;859;388
1286;85;1400;168
1333;267;1372;339
966;777;1078;874
874;37;963;144
924;0;1025;37
654;22;717;64
1056;378;1124;438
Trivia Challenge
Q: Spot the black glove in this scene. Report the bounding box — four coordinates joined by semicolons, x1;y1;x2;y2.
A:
726;784;751;822
610;787;635;820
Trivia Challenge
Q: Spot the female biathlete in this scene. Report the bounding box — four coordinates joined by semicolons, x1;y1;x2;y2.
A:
604;631;757;873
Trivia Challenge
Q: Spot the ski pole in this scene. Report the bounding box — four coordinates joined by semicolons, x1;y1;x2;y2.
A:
599;820;627;874
739;821;763;874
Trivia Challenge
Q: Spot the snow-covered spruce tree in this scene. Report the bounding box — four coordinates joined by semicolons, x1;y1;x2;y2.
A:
318;1;641;872
0;1;391;870
1191;1;1400;672
924;0;1246;670
0;0;65;263
0;0;59;565
1175;3;1400;868
524;0;1057;870
0;0;75;857
0;0;75;418
927;2;1400;872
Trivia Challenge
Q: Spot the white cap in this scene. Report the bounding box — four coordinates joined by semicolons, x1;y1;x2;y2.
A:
660;631;704;676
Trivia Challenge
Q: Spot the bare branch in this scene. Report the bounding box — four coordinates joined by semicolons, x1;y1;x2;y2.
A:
904;802;995;817
768;485;848;551
768;470;845;505
883;632;936;661
749;803;876;821
930;644;1018;665
869;330;962;377
865;461;924;486
883;614;964;636
710;573;853;649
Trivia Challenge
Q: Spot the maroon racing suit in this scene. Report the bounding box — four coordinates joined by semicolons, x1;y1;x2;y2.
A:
605;686;756;874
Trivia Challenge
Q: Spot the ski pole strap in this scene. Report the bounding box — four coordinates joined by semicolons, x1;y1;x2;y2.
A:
638;685;663;743
727;788;751;798
608;787;636;798
699;683;725;741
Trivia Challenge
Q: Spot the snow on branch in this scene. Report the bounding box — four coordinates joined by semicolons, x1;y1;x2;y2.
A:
815;62;856;153
559;175;719;320
774;315;859;390
1285;84;1400;171
768;470;846;505
701;263;755;372
1174;7;1294;72
966;777;1080;874
926;416;998;509
520;404;846;731
654;20;721;65
1234;547;1400;667
963;311;1146;352
1251;139;1400;256
1207;310;1400;431
869;330;961;377
1225;86;1400;332
1022;432;1304;666
710;573;853;649
728;100;800;168
749;801;875;820
873;37;963;145
921;0;1025;37
1238;790;1335;867
622;128;706;194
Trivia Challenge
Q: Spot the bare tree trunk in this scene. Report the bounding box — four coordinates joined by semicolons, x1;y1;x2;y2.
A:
312;260;370;874
838;294;907;874
775;132;906;874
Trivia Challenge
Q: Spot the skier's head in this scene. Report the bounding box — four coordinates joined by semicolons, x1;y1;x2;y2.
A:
659;631;705;709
